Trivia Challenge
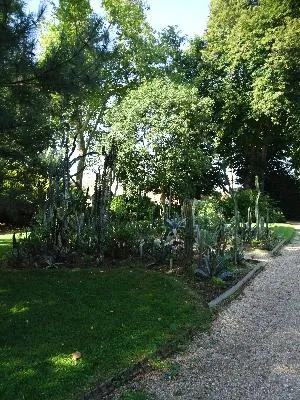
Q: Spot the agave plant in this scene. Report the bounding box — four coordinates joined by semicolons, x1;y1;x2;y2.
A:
163;217;186;268
195;249;230;279
164;217;186;237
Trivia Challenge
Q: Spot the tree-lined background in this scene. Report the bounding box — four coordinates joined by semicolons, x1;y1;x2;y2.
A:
1;0;300;256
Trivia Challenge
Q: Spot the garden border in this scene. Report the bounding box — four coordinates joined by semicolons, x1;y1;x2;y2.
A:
84;236;294;399
270;238;289;256
209;236;292;309
208;262;265;308
82;326;199;399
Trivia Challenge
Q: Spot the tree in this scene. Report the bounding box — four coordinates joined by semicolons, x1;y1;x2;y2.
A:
105;77;217;201
204;0;300;188
38;0;162;190
0;1;55;225
0;0;52;162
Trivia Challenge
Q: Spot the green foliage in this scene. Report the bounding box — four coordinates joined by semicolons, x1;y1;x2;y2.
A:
218;189;285;222
106;195;163;260
270;224;296;242
102;0;150;38
194;216;236;279
0;160;47;227
210;276;227;288
105;77;217;199
194;197;224;229
0;1;53;162
110;194;160;221
205;0;300;186
104;220;160;259
0;268;211;399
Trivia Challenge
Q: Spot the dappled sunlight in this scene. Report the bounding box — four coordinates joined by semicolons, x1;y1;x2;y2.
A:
9;304;30;314
49;354;83;369
14;368;35;379
272;364;300;376
0;267;210;399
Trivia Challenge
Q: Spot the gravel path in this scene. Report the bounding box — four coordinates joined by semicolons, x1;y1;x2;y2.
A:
115;225;300;399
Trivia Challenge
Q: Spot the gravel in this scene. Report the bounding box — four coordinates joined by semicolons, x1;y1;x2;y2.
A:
109;225;300;400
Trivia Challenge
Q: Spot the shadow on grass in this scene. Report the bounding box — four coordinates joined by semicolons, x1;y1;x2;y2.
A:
0;268;211;400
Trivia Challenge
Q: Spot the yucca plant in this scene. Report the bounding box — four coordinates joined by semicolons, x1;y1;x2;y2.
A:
164;217;185;268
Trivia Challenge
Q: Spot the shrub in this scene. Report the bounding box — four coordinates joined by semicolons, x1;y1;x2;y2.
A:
194;196;224;229
218;189;285;222
104;220;162;259
110;194;161;221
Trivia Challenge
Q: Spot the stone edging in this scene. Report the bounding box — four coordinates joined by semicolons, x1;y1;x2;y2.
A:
208;263;265;308
209;235;293;309
82;327;197;399
270;238;289;256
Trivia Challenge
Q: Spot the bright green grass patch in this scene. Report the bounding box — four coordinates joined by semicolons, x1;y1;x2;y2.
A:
270;223;296;242
0;233;25;260
0;268;211;400
0;234;13;259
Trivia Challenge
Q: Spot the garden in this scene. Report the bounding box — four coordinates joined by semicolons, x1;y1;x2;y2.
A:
1;0;300;399
0;185;295;399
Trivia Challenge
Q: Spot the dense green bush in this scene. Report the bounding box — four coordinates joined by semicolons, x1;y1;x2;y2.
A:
194;196;225;229
104;220;161;259
110;194;161;221
218;189;286;222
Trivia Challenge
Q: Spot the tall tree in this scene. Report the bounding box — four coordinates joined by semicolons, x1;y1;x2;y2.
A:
0;0;52;162
204;0;300;188
39;0;160;189
105;77;218;200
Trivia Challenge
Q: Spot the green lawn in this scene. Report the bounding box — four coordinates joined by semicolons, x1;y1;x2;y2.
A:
270;223;296;242
0;233;13;259
0;267;211;400
0;233;25;260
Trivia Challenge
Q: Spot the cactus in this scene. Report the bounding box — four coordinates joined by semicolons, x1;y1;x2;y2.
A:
183;199;194;265
246;206;252;241
255;175;261;240
260;216;265;238
196;225;207;266
232;192;240;266
265;209;269;237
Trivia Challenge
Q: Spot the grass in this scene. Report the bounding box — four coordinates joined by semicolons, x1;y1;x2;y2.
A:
1;221;294;399
270;223;296;242
0;233;13;259
0;266;211;400
0;233;26;260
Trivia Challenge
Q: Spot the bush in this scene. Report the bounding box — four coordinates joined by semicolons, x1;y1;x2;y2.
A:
104;220;162;259
194;196;225;229
110;194;161;221
218;189;285;222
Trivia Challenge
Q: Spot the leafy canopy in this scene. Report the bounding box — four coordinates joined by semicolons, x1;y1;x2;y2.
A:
105;77;217;198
